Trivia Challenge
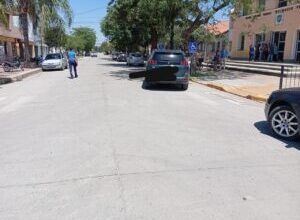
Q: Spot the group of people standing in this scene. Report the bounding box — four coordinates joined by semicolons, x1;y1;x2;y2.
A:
249;43;279;62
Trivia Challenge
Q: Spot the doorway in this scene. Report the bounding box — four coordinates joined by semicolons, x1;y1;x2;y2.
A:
255;33;265;45
272;31;286;62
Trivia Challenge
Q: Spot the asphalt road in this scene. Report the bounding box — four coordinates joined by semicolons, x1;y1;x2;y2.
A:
0;55;299;220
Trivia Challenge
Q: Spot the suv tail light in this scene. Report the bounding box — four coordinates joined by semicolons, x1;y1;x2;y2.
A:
181;59;189;66
148;59;157;65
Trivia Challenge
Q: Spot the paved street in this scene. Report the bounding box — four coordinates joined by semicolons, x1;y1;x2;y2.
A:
0;55;299;220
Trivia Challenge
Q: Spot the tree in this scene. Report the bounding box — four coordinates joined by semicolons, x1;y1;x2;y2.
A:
0;0;8;27
72;27;97;52
101;0;254;50
99;41;114;53
6;0;72;64
65;35;85;52
44;25;67;49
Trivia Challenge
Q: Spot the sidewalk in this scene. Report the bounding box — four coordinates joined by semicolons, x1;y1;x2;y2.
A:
191;70;280;102
0;68;41;85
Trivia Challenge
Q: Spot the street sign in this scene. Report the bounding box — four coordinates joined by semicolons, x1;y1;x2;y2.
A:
158;43;165;50
188;41;198;54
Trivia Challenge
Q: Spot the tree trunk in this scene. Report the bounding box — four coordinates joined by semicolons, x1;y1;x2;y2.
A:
150;30;158;51
170;21;175;49
17;39;24;59
20;12;31;65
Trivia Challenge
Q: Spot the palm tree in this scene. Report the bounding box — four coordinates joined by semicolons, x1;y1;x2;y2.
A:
11;0;72;64
0;0;9;27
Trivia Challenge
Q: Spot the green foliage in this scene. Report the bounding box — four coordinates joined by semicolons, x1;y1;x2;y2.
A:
64;27;96;52
44;25;67;48
99;41;114;53
72;27;97;52
65;35;85;51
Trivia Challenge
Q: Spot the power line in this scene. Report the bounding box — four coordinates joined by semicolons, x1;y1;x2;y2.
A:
75;7;102;15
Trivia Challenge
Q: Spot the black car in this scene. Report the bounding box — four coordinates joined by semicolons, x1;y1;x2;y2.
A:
265;88;300;141
146;50;190;90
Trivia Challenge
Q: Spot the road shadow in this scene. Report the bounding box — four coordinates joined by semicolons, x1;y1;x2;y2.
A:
97;62;128;68
254;121;300;150
103;69;143;81
141;81;185;92
100;57;113;62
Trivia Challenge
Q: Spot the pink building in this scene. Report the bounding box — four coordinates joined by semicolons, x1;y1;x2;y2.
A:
229;0;300;62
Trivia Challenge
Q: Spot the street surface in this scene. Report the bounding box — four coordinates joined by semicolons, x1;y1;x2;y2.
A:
0;55;299;220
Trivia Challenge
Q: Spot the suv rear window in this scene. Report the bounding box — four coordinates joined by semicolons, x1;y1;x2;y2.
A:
153;52;183;65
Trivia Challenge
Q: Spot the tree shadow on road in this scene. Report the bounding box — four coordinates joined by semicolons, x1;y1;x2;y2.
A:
103;69;143;82
254;121;300;150
97;62;128;68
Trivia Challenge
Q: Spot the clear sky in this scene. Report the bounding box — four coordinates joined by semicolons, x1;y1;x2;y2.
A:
69;0;110;45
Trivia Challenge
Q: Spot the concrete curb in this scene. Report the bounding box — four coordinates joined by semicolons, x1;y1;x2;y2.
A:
190;78;268;102
0;68;41;85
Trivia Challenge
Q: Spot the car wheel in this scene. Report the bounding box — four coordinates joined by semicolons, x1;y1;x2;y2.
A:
181;84;189;91
269;105;299;141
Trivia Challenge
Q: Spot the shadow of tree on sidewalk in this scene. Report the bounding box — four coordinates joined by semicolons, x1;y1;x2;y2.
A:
254;121;300;150
192;69;255;82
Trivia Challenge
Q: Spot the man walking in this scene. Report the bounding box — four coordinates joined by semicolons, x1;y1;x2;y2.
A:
220;45;229;70
68;48;78;78
249;44;255;62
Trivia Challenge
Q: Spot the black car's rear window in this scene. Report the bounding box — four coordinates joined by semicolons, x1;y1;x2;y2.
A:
153;52;183;64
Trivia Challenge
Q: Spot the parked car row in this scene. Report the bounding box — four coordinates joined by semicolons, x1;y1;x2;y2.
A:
111;52;145;66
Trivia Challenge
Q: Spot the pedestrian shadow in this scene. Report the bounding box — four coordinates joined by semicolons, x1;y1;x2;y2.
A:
254;121;300;150
141;81;185;92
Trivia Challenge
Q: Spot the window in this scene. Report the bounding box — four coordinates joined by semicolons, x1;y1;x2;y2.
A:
278;0;287;8
259;0;266;10
239;34;245;51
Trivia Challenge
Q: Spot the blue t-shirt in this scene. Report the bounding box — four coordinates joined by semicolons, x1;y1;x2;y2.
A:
220;49;229;59
68;51;76;61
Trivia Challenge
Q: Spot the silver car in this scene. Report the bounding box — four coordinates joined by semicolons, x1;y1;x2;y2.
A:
127;53;144;66
42;53;68;71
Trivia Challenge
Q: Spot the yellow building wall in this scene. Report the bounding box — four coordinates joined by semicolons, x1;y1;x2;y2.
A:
231;3;300;61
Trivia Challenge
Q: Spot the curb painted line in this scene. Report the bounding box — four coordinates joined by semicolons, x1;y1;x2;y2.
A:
190;78;268;102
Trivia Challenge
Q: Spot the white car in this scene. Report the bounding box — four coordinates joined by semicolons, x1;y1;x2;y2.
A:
42;53;68;71
127;53;144;66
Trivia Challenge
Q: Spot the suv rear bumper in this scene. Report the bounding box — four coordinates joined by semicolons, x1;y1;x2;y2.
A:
145;77;189;85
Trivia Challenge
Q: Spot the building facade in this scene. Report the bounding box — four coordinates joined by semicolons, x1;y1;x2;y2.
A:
198;21;229;59
0;13;46;62
229;0;300;62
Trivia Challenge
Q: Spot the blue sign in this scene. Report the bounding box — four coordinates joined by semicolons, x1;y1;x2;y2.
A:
188;41;198;54
158;43;165;50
